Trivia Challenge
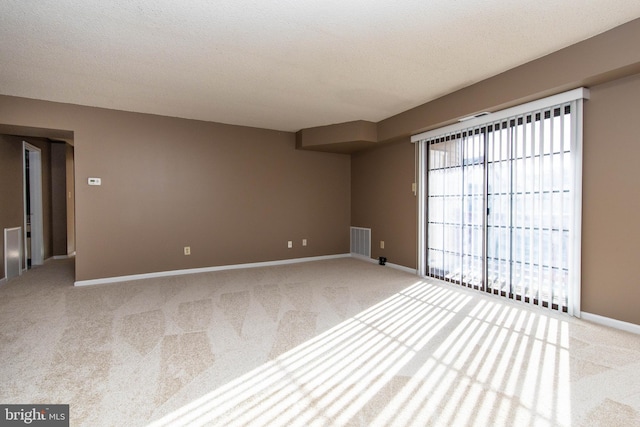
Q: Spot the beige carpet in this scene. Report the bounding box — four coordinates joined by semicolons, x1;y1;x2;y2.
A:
1;257;639;426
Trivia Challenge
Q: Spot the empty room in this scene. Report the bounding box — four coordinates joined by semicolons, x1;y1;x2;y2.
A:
1;2;640;426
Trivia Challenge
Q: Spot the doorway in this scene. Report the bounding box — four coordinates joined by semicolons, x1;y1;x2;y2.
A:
23;141;44;269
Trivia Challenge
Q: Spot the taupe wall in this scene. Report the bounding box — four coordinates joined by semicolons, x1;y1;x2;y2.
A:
348;20;640;325
0;134;53;279
582;73;640;324
378;18;640;142
0;134;24;280
51;142;67;256
352;74;640;325
0;98;350;281
351;139;416;269
1;18;639;327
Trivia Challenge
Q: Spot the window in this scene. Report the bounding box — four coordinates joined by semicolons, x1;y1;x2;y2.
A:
413;88;588;315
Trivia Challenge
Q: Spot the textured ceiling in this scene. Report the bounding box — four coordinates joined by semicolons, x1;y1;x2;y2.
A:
1;1;639;132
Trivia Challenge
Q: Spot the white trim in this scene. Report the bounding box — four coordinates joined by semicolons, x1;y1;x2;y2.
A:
581;312;640;335
74;254;351;286
53;255;74;260
568;98;584;317
0;277;6;285
411;87;590;143
386;262;417;275
350;254;417;275
75;254;422;287
351;253;376;264
417;141;427;276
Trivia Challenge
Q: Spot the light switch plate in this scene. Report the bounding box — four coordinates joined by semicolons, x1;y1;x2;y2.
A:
88;177;101;186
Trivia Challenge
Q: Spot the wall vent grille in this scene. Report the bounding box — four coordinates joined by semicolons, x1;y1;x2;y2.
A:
350;226;371;259
4;227;22;280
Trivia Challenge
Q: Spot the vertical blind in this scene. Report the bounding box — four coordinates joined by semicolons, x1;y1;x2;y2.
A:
413;88;588;315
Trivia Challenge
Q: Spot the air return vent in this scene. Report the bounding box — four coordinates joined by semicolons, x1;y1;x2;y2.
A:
4;227;22;280
350;226;371;259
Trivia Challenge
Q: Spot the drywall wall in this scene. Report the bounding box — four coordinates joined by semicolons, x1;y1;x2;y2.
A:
51;142;67;257
0;97;351;281
349;20;640;325
1;18;638;326
353;74;640;325
582;73;640;325
0;134;24;280
378;18;640;143
296;120;378;153
351;139;417;269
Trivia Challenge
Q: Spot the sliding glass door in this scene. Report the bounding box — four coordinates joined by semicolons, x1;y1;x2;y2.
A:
415;89;587;315
427;131;484;289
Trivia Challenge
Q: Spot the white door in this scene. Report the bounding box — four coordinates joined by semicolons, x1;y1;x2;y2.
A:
23;142;44;268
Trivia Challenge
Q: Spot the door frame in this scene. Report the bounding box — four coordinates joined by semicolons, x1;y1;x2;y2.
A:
23;141;44;269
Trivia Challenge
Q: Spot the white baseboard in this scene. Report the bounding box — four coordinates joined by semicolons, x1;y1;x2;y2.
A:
74;254;351;286
581;312;640;335
350;254;417;275
386;262;417;275
0;277;6;286
351;254;377;264
53;254;74;260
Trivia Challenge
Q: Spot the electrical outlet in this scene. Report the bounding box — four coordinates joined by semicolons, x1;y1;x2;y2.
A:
184;246;191;255
380;241;385;249
302;239;307;246
287;241;293;248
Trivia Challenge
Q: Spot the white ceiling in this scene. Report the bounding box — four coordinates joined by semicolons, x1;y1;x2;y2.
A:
1;1;639;132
